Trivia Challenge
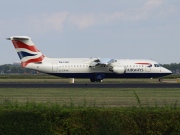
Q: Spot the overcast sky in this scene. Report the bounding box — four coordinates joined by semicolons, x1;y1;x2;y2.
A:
0;0;179;65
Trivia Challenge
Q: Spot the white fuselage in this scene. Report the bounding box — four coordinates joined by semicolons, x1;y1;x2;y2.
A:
7;36;172;82
26;57;172;80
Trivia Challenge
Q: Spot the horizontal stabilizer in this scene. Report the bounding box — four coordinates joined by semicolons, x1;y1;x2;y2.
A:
6;36;30;40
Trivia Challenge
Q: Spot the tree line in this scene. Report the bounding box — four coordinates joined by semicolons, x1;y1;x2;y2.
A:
163;63;180;74
0;63;180;74
0;64;37;74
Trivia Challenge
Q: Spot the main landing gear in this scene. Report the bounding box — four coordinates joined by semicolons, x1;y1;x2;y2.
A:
90;78;103;82
159;78;163;82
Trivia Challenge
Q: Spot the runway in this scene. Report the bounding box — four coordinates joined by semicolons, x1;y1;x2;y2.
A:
0;83;180;88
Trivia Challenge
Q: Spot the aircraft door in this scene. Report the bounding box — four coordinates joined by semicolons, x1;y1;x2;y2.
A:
52;63;58;72
145;66;151;72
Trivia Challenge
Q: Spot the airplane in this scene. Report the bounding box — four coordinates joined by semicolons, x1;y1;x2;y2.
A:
7;36;172;82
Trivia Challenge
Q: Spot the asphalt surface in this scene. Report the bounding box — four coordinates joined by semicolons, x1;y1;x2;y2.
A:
0;83;180;88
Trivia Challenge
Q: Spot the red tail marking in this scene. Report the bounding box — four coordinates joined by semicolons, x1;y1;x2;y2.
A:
12;40;40;52
21;55;45;67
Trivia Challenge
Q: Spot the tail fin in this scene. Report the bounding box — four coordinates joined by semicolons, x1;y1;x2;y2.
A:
7;36;45;67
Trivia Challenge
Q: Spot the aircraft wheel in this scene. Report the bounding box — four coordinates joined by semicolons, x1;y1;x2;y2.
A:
90;78;96;82
159;78;163;82
96;79;103;82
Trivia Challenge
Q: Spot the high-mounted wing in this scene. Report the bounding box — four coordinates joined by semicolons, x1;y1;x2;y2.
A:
90;58;117;68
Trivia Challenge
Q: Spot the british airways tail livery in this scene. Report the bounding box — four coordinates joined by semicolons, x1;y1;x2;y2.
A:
7;36;172;82
7;36;45;67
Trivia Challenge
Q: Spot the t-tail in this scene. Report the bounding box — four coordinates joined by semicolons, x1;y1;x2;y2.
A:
7;36;45;67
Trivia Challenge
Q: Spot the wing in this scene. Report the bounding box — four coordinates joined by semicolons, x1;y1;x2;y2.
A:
90;58;117;68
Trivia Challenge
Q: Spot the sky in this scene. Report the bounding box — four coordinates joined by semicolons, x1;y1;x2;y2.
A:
0;0;180;65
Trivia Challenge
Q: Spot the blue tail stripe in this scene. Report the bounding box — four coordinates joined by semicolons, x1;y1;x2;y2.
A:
17;51;37;59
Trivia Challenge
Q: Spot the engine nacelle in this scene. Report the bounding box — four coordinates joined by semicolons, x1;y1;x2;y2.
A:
110;66;125;74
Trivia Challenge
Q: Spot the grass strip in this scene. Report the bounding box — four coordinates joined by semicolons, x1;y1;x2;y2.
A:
0;102;180;135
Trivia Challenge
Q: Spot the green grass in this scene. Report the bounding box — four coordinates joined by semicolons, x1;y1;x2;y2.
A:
0;75;180;134
0;101;180;135
0;78;177;83
1;88;180;134
0;74;178;83
0;88;180;107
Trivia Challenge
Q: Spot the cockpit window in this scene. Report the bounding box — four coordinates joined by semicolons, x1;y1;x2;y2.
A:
154;64;161;67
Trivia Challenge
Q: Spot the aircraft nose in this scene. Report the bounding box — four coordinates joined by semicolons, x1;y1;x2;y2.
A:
163;68;172;75
167;70;172;75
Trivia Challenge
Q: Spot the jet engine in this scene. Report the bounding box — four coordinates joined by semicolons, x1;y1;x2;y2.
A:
109;66;125;74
